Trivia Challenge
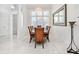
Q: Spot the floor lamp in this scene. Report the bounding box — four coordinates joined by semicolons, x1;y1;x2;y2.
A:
67;21;79;54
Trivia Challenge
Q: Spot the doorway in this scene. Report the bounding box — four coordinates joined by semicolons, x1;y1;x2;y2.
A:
12;14;17;39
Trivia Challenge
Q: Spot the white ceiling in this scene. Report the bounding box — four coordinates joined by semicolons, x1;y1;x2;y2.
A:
25;4;52;9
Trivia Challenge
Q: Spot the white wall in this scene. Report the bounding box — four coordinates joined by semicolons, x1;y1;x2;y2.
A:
67;4;79;25
21;5;29;39
52;4;63;13
0;5;11;38
17;5;24;40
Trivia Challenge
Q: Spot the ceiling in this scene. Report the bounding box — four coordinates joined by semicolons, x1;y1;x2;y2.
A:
25;4;52;9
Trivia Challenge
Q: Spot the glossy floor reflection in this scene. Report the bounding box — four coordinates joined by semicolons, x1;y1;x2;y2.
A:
0;26;73;54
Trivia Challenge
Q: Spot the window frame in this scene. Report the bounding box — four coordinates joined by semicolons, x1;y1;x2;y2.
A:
31;10;49;26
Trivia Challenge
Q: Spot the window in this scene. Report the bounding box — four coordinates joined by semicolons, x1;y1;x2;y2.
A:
31;10;49;27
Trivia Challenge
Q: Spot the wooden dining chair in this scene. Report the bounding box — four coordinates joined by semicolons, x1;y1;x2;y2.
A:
28;26;35;43
37;25;41;28
45;26;51;42
35;27;45;48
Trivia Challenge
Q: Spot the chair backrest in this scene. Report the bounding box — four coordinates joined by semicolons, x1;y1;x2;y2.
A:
46;26;51;34
28;26;33;35
37;25;41;28
35;27;44;43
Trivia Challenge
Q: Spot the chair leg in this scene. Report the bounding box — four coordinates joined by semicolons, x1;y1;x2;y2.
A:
47;36;49;42
42;42;44;48
29;37;32;43
35;41;36;48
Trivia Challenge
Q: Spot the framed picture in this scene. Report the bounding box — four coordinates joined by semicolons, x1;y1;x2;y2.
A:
53;4;67;26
